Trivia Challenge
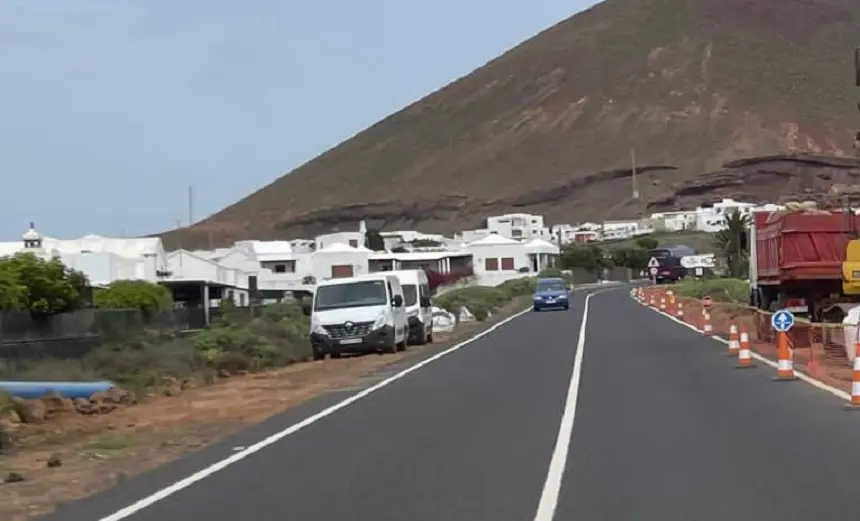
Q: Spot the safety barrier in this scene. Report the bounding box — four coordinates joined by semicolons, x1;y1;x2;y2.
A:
632;286;856;402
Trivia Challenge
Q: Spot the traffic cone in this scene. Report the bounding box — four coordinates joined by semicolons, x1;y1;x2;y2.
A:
727;324;740;356
649;295;655;307
773;332;798;381
659;297;666;311
676;301;684;321
702;312;713;335
735;326;754;368
845;342;860;409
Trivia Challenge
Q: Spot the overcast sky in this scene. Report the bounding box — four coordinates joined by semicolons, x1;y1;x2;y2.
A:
0;0;594;240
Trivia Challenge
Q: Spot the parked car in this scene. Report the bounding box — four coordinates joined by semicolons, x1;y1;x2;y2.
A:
388;269;434;345
303;273;408;359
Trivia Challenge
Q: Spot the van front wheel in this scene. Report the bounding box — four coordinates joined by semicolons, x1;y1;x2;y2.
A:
384;339;398;354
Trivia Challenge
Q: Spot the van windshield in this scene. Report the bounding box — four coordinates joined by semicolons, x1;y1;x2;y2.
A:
402;284;418;307
314;281;388;311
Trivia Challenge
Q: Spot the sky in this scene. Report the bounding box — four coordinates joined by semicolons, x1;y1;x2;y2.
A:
0;0;594;240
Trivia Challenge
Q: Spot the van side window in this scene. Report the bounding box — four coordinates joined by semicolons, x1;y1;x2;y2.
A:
420;283;430;304
386;281;394;299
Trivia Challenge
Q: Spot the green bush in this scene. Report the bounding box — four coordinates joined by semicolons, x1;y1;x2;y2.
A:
434;279;536;321
94;279;173;317
0;302;312;397
672;277;748;304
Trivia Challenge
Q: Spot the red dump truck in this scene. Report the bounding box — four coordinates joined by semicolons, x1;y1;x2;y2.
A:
749;210;860;321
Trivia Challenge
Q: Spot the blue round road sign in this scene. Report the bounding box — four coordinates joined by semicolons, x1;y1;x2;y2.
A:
771;309;795;332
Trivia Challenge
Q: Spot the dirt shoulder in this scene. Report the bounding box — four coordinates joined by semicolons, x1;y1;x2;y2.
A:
0;299;528;521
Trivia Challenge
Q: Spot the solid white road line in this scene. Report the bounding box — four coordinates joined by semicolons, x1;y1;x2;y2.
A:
532;291;595;521
98;306;535;521
96;284;617;521
632;294;851;402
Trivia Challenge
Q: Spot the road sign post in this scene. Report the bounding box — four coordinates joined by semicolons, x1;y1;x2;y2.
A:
771;309;795;333
648;257;659;283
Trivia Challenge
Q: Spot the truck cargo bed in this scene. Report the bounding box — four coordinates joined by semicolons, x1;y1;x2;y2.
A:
755;212;860;284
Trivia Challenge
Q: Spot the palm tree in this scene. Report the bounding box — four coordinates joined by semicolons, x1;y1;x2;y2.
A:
715;210;750;278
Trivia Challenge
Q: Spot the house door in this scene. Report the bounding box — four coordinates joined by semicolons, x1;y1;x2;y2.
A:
331;264;354;278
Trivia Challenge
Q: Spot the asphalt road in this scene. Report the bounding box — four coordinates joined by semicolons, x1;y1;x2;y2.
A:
40;286;860;521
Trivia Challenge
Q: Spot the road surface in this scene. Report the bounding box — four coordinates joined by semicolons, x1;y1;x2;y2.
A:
40;286;860;521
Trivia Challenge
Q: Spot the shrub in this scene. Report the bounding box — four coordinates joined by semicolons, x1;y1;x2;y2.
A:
673;277;748;304
434;280;534;321
0;302;312;397
94;279;173;317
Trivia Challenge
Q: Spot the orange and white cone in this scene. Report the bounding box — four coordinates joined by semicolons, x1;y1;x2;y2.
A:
649;295;656;307
676;301;684;320
773;331;798;381
659;297;666;311
845;342;860;409
702;312;713;335
727;324;740;356
735;326;754;368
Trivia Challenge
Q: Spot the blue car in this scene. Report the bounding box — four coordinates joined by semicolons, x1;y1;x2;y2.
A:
532;277;570;311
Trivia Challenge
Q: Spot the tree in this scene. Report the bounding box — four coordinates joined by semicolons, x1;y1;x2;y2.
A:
715;211;750;278
0;253;88;317
93;279;173;317
635;236;659;251
610;247;649;270
364;229;386;251
560;244;610;273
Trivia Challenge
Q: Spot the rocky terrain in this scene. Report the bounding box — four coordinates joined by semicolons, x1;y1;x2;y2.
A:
157;0;860;248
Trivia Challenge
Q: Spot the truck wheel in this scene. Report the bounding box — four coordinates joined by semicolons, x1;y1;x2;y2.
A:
312;348;325;361
385;339;398;354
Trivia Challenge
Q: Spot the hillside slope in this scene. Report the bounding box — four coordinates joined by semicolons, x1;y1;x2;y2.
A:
160;0;860;249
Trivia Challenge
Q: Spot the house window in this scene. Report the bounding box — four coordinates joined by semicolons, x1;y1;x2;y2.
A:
273;264;286;273
485;258;499;271
501;257;515;270
349;239;358;247
511;229;523;238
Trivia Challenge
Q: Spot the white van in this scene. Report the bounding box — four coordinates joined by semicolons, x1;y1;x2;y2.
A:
303;273;409;360
389;269;434;345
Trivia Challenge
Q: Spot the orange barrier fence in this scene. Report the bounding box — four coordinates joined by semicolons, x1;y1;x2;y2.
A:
634;286;855;395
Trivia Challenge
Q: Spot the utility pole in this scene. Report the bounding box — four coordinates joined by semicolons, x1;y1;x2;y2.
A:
631;148;639;201
188;185;194;226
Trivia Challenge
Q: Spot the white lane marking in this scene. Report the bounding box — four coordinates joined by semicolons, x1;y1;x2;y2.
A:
532;291;595;521
95;287;610;521
632;294;851;401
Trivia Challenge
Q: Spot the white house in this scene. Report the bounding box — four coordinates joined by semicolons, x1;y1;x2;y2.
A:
163;250;250;318
0;224;174;287
465;234;534;286
487;213;551;240
523;238;560;272
311;242;373;280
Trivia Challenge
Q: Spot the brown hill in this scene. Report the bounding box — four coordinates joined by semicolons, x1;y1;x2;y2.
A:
160;0;860;249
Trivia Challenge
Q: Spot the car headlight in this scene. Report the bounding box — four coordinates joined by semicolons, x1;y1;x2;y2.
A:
310;319;327;335
373;313;387;329
533;295;543;300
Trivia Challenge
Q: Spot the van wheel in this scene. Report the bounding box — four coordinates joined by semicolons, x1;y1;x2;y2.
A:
330;352;342;359
397;339;407;352
427;333;433;344
312;349;325;361
385;340;398;354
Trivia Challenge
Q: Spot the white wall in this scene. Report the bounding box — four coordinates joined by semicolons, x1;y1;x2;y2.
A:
311;250;371;281
316;232;364;250
467;243;530;286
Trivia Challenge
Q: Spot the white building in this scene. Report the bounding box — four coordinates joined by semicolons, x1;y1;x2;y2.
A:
465;234;559;286
458;212;553;242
